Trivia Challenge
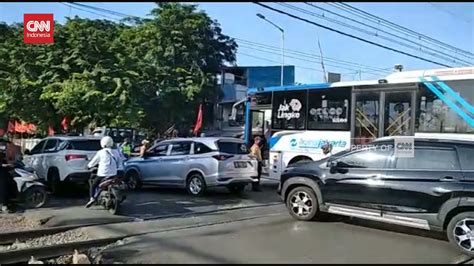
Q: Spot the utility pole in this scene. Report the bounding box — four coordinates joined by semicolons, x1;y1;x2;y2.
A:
257;13;285;86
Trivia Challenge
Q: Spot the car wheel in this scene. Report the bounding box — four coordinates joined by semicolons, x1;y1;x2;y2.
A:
47;169;62;195
286;186;319;221
227;184;246;194
186;173;206;196
108;188;120;215
447;212;474;256
21;186;48;209
125;171;142;190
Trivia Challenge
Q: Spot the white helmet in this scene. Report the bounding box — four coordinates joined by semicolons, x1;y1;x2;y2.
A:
100;136;114;148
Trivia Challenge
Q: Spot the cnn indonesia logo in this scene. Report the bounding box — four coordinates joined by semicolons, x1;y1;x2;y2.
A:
24;14;54;44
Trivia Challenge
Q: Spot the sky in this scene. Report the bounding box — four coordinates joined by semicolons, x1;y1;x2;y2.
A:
1;2;473;84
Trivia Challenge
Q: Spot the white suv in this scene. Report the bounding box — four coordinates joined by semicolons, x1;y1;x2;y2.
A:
24;136;105;193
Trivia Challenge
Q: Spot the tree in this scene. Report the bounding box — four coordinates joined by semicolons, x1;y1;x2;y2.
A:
118;2;237;131
0;3;237;135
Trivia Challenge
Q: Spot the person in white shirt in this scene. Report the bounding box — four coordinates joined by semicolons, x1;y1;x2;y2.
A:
85;136;121;208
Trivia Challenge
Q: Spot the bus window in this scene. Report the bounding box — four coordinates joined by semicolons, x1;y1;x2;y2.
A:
307;87;351;131
417;79;474;134
271;90;307;130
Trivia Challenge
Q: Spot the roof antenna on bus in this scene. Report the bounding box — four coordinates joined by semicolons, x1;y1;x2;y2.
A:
394;64;404;72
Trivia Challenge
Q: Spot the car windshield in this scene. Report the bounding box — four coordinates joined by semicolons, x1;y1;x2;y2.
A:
217;141;248;154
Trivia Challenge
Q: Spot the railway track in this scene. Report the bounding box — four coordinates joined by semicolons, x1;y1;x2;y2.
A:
0;220;130;246
0;202;283;264
0;236;123;264
0;202;281;246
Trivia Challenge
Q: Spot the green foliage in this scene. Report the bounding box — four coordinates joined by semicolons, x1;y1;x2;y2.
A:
0;3;237;134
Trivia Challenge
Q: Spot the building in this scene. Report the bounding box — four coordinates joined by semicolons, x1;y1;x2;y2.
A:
214;65;295;135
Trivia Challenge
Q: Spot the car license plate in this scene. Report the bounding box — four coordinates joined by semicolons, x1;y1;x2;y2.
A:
234;162;247;168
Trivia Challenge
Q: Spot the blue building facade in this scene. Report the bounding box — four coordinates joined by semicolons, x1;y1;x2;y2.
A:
220;65;295;103
215;65;295;131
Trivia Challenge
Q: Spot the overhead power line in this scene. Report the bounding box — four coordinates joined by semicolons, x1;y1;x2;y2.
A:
237;42;389;76
329;2;474;59
239;51;327;73
59;2;394;76
253;2;453;68
302;2;472;65
61;2;121;22
67;2;139;19
429;3;472;24
235;38;391;74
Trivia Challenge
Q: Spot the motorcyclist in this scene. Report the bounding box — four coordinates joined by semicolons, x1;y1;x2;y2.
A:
85;136;120;208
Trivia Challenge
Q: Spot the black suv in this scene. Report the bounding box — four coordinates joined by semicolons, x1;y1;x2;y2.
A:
278;137;474;256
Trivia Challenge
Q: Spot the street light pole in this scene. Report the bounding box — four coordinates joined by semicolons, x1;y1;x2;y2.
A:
281;30;284;87
257;13;285;86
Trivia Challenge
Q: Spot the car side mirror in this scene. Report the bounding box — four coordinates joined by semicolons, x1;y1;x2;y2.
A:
24;149;31;155
329;160;348;174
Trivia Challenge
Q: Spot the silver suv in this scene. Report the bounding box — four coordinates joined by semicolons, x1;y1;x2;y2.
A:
24;136;106;193
124;137;259;196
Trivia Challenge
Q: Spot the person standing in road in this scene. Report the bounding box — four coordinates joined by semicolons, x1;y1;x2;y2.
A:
139;139;151;158
0;152;12;213
249;136;263;192
153;133;162;146
119;138;132;159
171;129;179;138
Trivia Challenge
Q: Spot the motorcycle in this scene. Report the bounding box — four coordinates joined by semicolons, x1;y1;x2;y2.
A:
6;161;48;209
88;168;127;215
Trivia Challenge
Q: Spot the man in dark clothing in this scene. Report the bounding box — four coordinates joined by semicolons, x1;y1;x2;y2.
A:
0;152;13;213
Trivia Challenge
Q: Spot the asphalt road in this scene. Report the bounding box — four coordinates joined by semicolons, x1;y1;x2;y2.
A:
97;205;465;264
19;180;281;227
13;181;469;264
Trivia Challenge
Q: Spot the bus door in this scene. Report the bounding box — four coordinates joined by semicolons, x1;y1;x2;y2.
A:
352;88;415;144
353;91;380;145
383;91;415;138
248;110;265;146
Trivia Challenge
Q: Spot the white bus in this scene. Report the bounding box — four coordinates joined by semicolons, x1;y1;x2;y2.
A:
243;66;474;180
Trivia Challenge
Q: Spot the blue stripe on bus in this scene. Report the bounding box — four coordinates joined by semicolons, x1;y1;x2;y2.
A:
431;76;474;115
247;83;330;94
244;101;251;145
420;77;474;127
269;135;281;149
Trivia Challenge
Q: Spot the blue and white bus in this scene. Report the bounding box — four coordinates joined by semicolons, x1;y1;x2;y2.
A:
243;66;474;180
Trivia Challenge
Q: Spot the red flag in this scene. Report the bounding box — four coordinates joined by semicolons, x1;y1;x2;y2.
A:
48;126;55;136
7;121;15;133
27;123;37;134
15;121;27;133
61;117;69;132
193;104;203;136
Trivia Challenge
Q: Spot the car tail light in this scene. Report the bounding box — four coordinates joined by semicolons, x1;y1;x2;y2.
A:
212;155;234;161
65;154;87;161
